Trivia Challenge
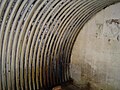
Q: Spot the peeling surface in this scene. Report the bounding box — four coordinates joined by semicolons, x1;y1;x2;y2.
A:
71;3;120;90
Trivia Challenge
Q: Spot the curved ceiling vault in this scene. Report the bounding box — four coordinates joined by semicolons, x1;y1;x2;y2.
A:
0;0;120;90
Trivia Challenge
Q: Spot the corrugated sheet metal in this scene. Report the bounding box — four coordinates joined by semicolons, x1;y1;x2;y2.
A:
0;0;120;89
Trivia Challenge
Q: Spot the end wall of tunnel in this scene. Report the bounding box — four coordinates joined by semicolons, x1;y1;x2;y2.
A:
0;0;120;90
71;2;120;90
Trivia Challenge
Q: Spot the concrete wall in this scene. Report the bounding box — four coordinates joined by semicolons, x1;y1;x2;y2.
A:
71;3;120;90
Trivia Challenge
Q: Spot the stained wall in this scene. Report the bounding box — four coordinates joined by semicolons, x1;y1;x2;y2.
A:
71;3;120;90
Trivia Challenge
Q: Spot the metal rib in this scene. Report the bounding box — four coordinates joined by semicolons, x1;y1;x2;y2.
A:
0;0;120;90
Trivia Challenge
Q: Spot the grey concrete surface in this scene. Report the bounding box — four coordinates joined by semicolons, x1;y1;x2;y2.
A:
71;3;120;90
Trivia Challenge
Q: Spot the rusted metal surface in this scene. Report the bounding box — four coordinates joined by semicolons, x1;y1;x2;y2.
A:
0;0;120;90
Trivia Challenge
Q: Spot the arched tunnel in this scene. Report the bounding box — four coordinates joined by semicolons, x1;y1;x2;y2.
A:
0;0;120;90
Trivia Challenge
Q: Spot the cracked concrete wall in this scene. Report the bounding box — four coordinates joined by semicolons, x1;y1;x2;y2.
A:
71;3;120;90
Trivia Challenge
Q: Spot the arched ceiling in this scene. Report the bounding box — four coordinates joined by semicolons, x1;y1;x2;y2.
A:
0;0;120;89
